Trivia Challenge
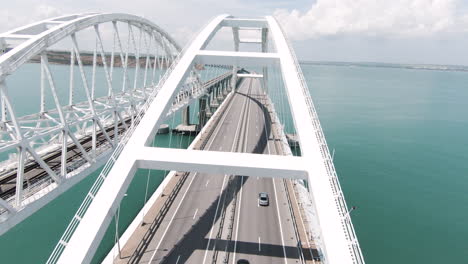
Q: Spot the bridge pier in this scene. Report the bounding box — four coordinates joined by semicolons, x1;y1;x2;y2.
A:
173;72;235;135
222;80;229;96
204;94;212;118
182;106;190;126
198;96;208;128
174;106;198;134
231;69;238;91
216;83;224;101
210;85;220;110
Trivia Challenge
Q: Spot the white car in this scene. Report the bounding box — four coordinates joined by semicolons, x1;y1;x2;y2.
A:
258;192;269;206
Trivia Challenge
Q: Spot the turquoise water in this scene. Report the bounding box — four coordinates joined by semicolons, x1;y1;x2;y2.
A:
0;133;196;264
303;64;468;263
0;63;198;263
1;63;467;263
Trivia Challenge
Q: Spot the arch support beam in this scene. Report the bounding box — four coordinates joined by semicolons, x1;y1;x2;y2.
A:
136;147;307;180
56;14;230;264
52;14;364;264
196;50;279;67
266;16;362;263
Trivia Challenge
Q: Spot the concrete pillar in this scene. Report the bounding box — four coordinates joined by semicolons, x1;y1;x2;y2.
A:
217;83;223;100
182;106;190;126
210;85;218;112
210;86;215;103
222;80;228;96
206;95;212;117
231;69;238;91
227;79;231;92
198;96;208;128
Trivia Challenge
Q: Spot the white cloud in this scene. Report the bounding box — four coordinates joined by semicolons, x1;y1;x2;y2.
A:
1;0;468;64
34;4;62;19
0;4;62;33
274;0;468;40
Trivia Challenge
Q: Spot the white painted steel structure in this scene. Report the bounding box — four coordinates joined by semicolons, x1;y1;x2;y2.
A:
0;13;217;235
49;14;364;264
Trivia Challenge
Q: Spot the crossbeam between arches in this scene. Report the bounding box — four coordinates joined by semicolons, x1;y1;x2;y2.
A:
52;14;364;264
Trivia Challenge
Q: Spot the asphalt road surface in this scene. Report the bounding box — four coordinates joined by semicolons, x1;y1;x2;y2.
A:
126;78;301;264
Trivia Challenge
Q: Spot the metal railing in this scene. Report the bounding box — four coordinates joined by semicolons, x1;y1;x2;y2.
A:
128;172;189;264
48;58;182;264
277;20;365;264
268;94;306;263
47;16;219;263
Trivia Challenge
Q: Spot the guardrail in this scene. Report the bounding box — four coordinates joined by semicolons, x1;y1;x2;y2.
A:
277;20;365;264
129;172;189;264
268;95;307;263
283;178;306;263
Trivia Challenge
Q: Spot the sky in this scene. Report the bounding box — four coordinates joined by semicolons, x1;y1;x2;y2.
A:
2;0;468;65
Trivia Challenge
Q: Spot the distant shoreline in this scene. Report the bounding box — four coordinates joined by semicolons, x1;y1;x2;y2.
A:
16;50;214;70
4;48;172;68
28;50;171;68
15;48;467;73
300;61;468;73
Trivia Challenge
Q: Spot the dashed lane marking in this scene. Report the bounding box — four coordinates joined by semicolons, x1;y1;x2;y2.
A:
193;208;198;219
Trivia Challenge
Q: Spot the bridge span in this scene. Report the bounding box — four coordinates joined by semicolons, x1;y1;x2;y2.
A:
0;12;364;264
46;14;364;264
104;77;318;263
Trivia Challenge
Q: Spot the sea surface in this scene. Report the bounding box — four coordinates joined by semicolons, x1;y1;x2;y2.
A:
302;63;468;263
0;62;467;263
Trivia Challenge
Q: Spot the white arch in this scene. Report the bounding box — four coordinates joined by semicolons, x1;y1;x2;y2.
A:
0;13;184;236
51;14;364;264
0;13;180;80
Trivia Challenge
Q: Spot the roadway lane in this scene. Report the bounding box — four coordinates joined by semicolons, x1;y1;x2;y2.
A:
118;78;301;264
123;79;255;263
228;80;300;264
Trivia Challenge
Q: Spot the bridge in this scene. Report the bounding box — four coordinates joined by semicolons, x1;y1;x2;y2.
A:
0;13;364;264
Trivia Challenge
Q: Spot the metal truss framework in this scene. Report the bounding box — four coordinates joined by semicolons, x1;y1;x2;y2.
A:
50;15;365;264
0;13;222;235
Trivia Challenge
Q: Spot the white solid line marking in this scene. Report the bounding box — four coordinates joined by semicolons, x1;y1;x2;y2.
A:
258;236;261;251
272;178;288;264
232;81;254;263
148;173;199;263
193;208;198;219
205;180;210;187
205;83;249;263
175;255;181;264
202;174;228;263
232;176;244;264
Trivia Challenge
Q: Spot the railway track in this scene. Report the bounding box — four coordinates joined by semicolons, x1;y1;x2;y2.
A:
0;117;132;200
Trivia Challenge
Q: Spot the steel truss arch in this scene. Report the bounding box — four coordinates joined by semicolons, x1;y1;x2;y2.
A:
0;13;180;78
0;13;194;236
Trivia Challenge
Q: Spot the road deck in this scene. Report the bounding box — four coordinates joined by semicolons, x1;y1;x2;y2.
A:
114;79;316;264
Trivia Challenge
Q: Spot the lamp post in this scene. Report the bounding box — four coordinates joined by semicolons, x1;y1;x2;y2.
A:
116;193;128;259
344;206;357;220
